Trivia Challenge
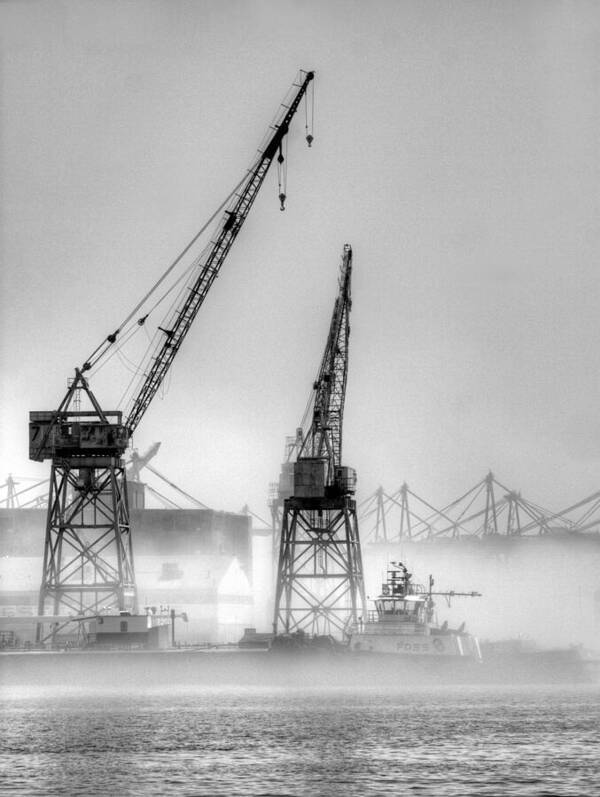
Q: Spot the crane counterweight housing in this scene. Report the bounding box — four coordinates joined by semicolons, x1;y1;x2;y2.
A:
29;411;128;462
291;460;357;499
30;69;315;645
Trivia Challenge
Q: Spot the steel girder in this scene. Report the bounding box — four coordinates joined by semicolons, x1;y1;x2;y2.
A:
273;496;366;638
36;458;137;643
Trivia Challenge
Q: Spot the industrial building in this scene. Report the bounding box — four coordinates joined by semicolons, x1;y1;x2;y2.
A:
0;504;254;646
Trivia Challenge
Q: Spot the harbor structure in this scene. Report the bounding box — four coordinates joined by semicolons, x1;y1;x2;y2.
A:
27;70;315;644
273;245;366;638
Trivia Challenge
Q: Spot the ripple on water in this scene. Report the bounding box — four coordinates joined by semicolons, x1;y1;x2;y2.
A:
0;684;599;796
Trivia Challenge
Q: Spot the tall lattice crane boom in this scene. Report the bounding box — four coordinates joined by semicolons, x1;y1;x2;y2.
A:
273;244;365;640
29;69;315;643
299;244;352;481
125;70;314;434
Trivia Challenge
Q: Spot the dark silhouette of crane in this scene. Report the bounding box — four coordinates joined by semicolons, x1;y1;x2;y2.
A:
273;244;366;640
29;70;315;643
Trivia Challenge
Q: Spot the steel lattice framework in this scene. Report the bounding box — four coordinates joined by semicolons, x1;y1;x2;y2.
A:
275;497;364;636
296;246;352;480
273;246;366;639
31;371;136;642
30;71;315;643
123;72;314;435
359;470;594;544
40;459;134;617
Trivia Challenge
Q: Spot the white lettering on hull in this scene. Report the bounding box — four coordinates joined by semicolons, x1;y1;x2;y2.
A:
352;633;469;657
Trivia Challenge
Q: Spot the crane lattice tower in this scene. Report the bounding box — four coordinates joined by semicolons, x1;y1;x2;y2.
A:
30;70;315;644
273;245;366;639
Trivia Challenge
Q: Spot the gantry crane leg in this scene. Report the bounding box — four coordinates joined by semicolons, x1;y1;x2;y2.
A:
36;453;136;644
274;495;365;638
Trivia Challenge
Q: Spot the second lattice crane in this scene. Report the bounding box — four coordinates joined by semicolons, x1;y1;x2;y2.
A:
273;244;366;640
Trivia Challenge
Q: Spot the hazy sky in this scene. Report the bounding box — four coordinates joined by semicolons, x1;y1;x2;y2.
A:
2;0;600;519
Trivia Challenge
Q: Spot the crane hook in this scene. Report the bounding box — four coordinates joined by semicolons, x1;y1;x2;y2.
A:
279;192;286;211
306;134;313;148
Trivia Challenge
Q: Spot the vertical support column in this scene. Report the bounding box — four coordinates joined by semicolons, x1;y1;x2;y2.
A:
399;482;412;541
36;457;137;645
374;486;387;543
344;505;365;625
483;471;499;536
273;496;366;639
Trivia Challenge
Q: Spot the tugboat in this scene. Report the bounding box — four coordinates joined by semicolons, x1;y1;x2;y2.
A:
348;562;482;662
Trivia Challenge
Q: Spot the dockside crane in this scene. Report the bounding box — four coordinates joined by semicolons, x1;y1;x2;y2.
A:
29;70;315;643
273;244;366;639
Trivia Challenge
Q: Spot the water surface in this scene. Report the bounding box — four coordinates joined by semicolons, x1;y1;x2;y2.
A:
1;684;598;796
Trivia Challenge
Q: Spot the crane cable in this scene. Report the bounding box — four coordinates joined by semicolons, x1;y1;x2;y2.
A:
305;76;314;147
97;126;304;406
83;72;316;375
118;261;196;404
89;256;197;388
87;322;148;380
276;133;288;210
118;236;206;412
299;384;316;431
81;165;257;374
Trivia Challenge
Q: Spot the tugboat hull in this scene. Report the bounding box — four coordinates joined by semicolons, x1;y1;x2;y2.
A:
350;630;481;660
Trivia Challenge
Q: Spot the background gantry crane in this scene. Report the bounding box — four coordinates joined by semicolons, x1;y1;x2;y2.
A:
273;244;366;639
29;69;315;644
359;470;582;543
